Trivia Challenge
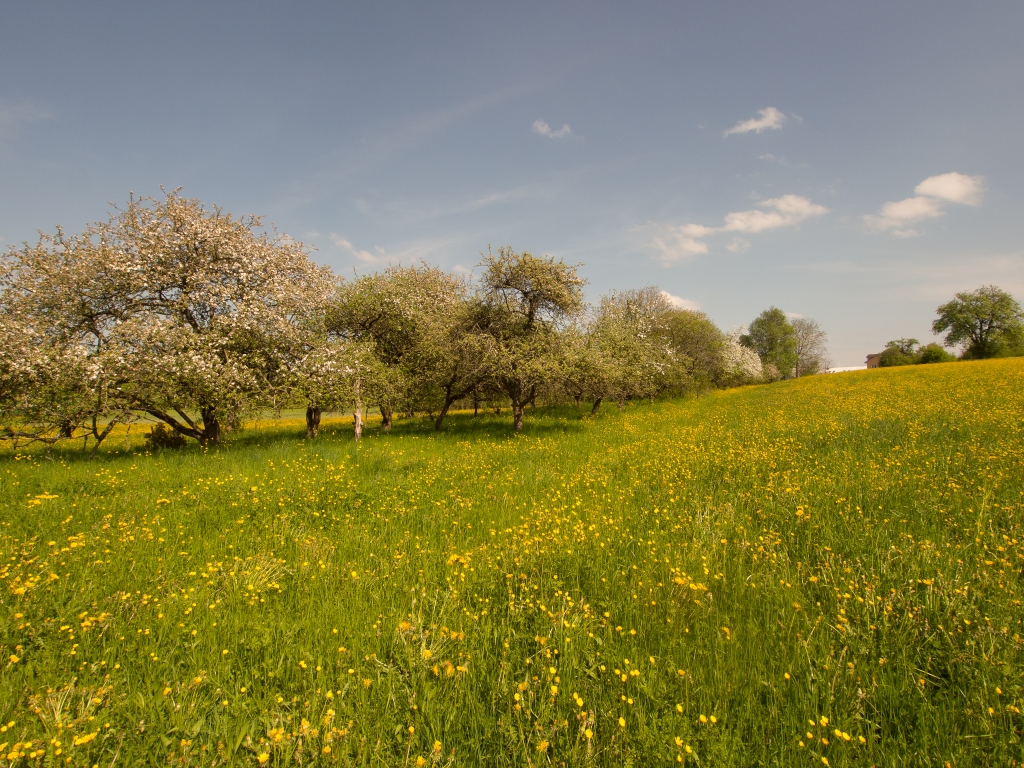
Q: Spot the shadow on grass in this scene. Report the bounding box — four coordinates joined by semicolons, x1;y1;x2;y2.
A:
0;404;596;465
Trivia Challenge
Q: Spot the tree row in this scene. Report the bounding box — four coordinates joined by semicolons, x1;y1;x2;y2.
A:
0;191;828;452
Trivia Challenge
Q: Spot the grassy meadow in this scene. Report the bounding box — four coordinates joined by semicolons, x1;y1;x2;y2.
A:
2;359;1024;766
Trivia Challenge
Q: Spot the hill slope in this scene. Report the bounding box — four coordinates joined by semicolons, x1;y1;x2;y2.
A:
2;359;1023;766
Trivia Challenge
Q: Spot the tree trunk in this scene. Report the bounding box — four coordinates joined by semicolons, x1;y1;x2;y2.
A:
513;402;525;432
200;407;221;445
591;397;603;415
88;418;118;459
472;390;479;417
380;405;393;432
434;400;452;431
305;406;322;439
617;398;625;412
59;420;75;439
353;379;363;442
573;394;581;409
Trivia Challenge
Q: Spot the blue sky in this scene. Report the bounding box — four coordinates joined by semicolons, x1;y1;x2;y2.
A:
2;2;1022;365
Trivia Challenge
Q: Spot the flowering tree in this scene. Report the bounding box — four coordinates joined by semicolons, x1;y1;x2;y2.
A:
720;329;766;385
587;287;682;411
477;247;586;431
288;338;382;439
0;316;128;453
1;190;334;445
328;265;476;430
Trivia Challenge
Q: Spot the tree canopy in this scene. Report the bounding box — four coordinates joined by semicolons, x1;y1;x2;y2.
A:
1;192;832;449
741;307;798;378
933;285;1024;359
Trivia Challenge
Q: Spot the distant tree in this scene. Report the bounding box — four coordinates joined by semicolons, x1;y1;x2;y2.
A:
477;247;586;431
588;288;681;411
720;329;765;385
658;308;726;388
879;338;919;367
740;308;798;378
932;285;1024;359
917;343;957;364
329;265;472;431
792;318;830;377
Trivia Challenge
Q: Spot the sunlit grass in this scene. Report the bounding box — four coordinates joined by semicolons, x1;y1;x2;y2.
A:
2;359;1023;766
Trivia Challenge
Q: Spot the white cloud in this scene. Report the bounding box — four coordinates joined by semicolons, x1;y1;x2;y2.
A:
650;194;828;263
914;172;983;205
330;234;386;264
659;291;701;311
719;195;829;234
651;231;709;264
866;172;983;236
864;196;944;237
532;118;571;139
724;107;786;137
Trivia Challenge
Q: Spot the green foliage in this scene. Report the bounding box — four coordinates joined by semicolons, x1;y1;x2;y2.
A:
917;343;956;364
740;307;797;378
879;339;918;367
880;339;960;367
3;360;1024;765
145;422;188;449
659;309;726;388
932;285;1024;359
477;247;587;429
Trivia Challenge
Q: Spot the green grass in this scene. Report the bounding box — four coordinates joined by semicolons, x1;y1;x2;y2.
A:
2;359;1024;766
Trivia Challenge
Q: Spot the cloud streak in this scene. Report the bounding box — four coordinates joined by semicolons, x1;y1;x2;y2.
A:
865;172;983;237
724;107;786;137
532;118;571;139
0;101;51;144
650;195;828;264
330;234;385;264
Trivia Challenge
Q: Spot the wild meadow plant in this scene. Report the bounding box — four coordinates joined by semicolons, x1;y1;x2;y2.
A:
2;359;1023;766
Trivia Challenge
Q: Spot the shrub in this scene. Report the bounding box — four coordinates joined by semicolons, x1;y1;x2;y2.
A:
146;423;188;449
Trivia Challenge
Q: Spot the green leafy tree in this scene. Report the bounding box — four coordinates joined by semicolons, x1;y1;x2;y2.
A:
917;343;956;364
740;307;798;378
658;308;726;388
879;338;919;367
932;285;1024;359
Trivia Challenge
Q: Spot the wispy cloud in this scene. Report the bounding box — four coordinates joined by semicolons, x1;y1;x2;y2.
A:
273;84;533;212
0;101;51;144
865;172;983;237
330;234;386;264
659;291;701;311
328;232;472;269
650;195;828;264
532;118;571;139
724;107;786;137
